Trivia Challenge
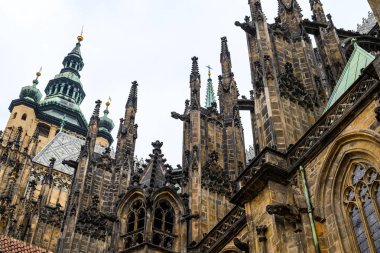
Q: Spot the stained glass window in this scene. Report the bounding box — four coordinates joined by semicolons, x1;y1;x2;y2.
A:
124;200;145;249
152;200;176;249
344;163;380;252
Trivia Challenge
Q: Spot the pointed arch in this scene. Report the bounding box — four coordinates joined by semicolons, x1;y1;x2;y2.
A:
314;129;380;252
117;189;146;251
152;187;186;251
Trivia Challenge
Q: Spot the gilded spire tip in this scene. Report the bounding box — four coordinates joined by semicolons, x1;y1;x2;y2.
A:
106;96;111;109
36;66;42;78
77;26;84;42
206;65;212;79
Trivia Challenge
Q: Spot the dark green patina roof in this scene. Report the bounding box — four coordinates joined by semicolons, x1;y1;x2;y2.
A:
324;40;375;112
205;77;216;108
19;79;42;102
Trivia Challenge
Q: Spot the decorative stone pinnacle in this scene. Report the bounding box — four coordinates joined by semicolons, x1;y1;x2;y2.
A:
127;81;138;110
93;99;102;118
190;56;200;81
256;225;268;242
152;140;163;151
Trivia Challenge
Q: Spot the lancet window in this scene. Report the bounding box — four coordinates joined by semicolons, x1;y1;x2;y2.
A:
152;199;176;249
344;163;380;252
124;199;145;249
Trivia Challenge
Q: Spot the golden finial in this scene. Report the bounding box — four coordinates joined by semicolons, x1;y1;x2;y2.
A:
206;65;212;79
105;96;111;109
36;66;42;79
77;26;84;42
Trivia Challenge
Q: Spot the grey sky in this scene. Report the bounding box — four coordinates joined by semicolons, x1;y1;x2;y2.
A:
0;0;371;165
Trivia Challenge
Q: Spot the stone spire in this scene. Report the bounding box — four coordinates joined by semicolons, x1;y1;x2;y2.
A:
277;0;302;13
190;56;200;82
126;81;138;111
190;56;201;110
220;37;233;78
116;82;139;161
310;0;327;23
205;66;216;108
139;140;168;189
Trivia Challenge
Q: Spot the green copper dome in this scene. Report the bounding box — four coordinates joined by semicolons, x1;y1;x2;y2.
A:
99;108;115;133
19;79;42;102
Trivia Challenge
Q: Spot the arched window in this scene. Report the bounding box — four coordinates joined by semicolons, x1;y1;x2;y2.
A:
124;200;145;249
21;113;27;121
152;200;175;249
344;163;380;252
12;112;17;119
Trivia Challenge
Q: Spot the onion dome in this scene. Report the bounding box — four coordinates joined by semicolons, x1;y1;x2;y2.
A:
99;100;115;133
19;70;43;102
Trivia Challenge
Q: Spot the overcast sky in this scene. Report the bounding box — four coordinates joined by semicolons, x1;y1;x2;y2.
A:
0;0;372;166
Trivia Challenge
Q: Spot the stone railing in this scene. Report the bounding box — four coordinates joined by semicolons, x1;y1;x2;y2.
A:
288;76;379;166
192;206;246;253
235;147;287;192
120;228;144;250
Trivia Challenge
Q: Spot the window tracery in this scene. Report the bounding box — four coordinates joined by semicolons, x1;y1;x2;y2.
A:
123;199;145;249
344;163;380;252
152;199;176;249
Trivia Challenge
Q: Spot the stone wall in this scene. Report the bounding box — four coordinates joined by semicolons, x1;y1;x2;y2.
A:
368;0;380;24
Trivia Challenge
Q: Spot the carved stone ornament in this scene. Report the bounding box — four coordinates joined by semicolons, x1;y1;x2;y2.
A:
235;16;256;36
277;62;314;108
75;195;116;240
233;238;250;252
201;151;233;196
264;55;274;80
266;203;302;232
253;61;264;95
256;225;268;242
191;146;199;171
375;93;380;122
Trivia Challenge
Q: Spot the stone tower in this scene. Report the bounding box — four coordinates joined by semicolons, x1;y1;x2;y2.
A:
171;38;246;245
235;0;343;152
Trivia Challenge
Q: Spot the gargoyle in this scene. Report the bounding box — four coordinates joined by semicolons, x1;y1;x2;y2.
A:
235;16;256;36
233;238;250;252
266;203;301;232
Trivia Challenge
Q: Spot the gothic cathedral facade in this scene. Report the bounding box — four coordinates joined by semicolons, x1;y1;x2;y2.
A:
1;0;380;252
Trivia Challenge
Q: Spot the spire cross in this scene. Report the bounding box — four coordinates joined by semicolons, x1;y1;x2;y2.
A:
206;65;212;79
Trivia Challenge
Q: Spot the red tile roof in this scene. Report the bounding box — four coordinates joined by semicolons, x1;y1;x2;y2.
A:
0;235;52;253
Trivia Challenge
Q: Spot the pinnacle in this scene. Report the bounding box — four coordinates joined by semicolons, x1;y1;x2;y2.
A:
127;81;138;111
220;37;230;61
92;100;102;118
190;56;200;82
